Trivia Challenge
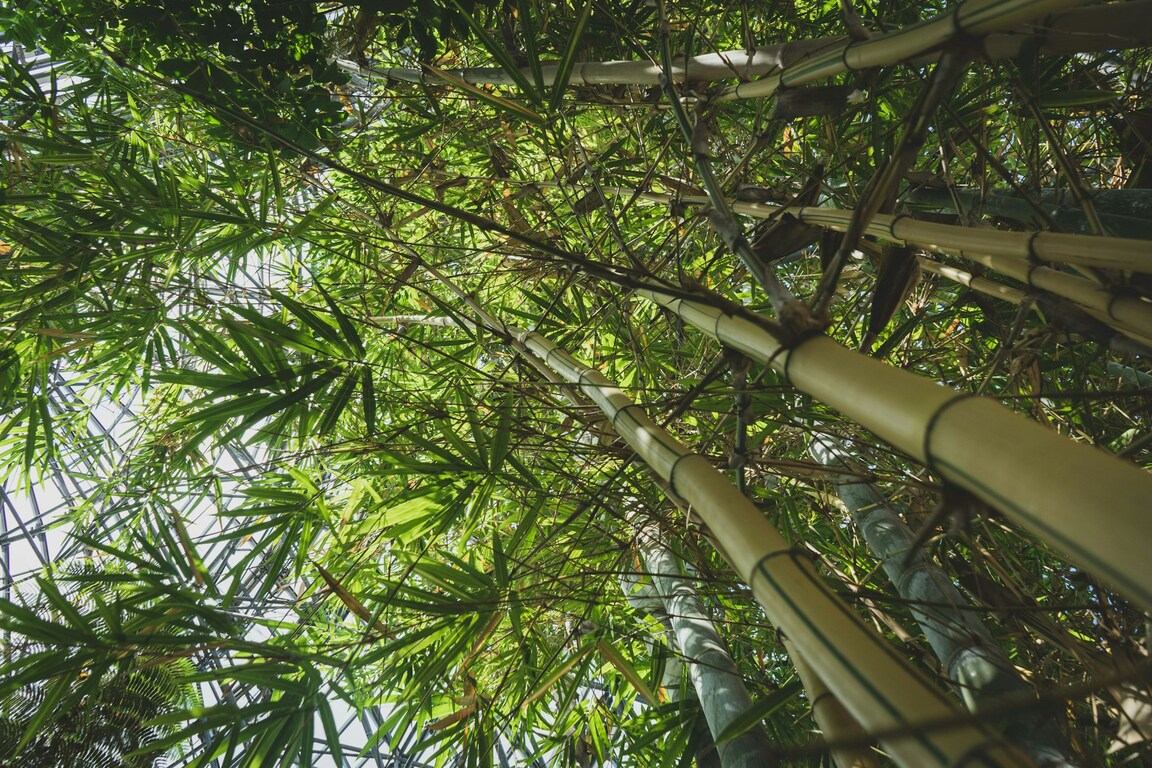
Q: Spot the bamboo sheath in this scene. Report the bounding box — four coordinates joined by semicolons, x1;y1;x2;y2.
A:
505;327;1031;767
718;0;1082;102
637;289;1152;613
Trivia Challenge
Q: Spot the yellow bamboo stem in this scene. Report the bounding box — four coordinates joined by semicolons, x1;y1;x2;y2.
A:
637;288;1152;614
616;187;1152;341
917;258;1029;306
719;0;1081;101
507;327;1030;767
784;637;883;768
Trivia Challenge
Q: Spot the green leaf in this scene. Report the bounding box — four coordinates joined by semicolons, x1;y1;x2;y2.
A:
549;0;593;111
714;678;803;744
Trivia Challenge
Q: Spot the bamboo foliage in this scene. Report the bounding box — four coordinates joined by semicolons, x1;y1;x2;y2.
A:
469;316;1033;768
637;288;1152;614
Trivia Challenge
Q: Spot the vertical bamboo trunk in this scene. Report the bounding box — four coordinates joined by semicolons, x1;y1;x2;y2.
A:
810;436;1075;767
638;288;1152;614
628;525;775;768
421;268;1031;766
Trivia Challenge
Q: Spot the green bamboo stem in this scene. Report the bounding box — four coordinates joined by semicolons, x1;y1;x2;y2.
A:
341;2;1152;91
809;436;1075;766
499;325;1030;767
918;248;1152;347
636;287;1152;614
718;0;1080;101
631;524;775;768
783;636;882;768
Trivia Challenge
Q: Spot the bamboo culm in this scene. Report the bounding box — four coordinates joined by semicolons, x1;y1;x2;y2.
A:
809;436;1076;767
638;288;1152;614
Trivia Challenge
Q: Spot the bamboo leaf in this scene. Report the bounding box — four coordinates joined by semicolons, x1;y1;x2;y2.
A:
714;678;802;744
423;66;545;124
313;561;392;639
596;640;660;704
521;643;594;708
550;0;594;110
445;0;535;97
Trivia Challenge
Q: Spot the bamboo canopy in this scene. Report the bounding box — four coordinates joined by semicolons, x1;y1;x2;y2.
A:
717;0;1081;101
488;320;1032;768
637;288;1152;613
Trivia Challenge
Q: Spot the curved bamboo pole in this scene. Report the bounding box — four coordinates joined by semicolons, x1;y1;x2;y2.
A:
917;258;1152;357
637;287;1152;613
499;325;1031;767
718;0;1081;101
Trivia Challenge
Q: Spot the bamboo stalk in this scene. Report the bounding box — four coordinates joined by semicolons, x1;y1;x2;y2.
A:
553;187;1152;275
341;2;1152;92
916;258;1030;305
783;636;883;768
418;265;1031;765
633;523;775;768
809;436;1076;766
617;188;1152;341
503;327;1031;767
740;202;1152;274
952;250;1152;345
719;0;1081;101
637;287;1152;613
